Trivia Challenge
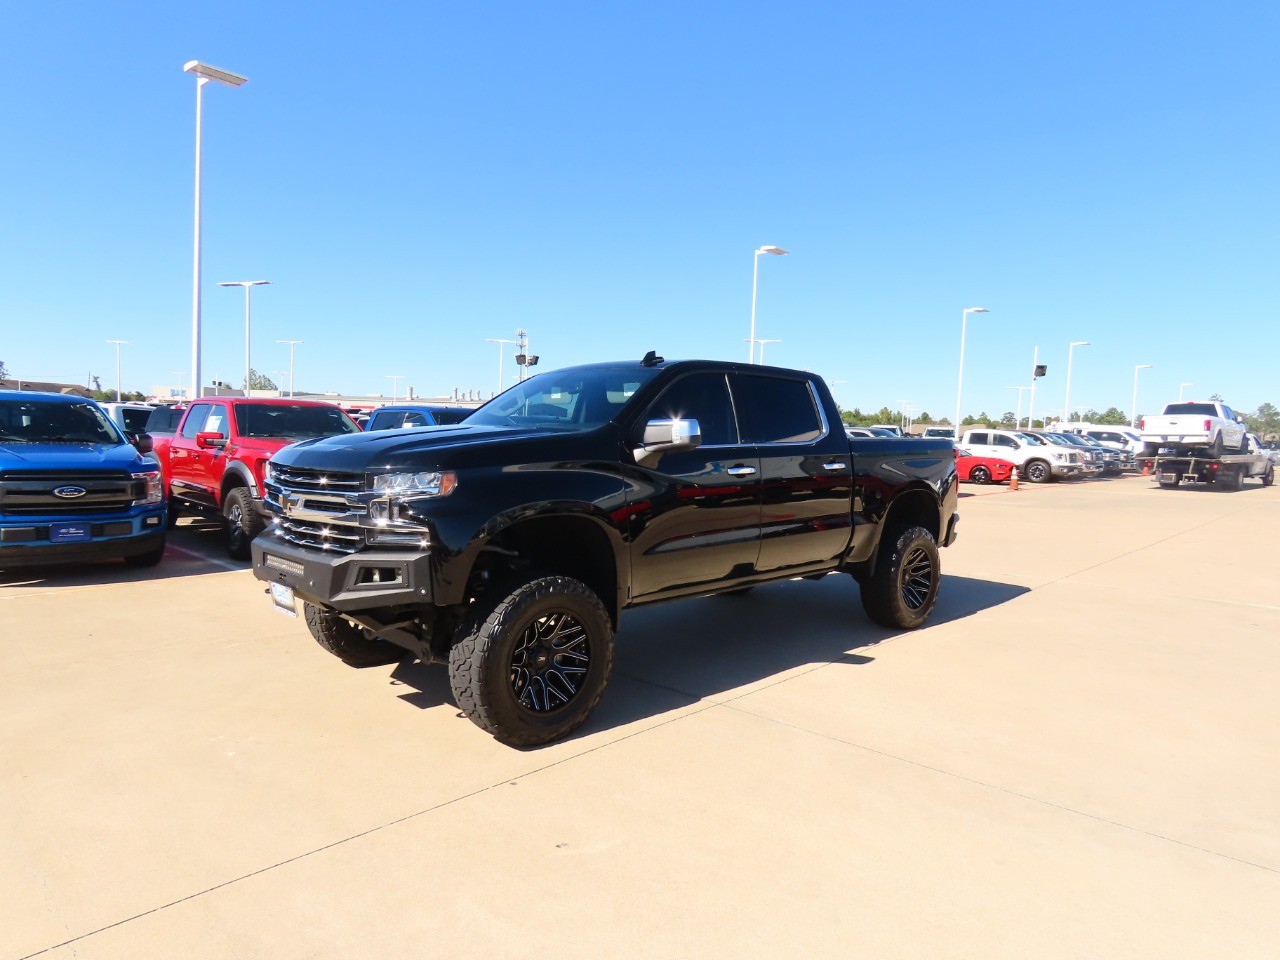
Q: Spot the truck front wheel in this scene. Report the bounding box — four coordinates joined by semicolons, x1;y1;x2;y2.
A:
223;488;264;560
859;526;940;630
449;576;614;747
1024;459;1051;483
303;603;404;667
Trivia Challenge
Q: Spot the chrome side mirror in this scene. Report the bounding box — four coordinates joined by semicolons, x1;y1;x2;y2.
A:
633;418;701;467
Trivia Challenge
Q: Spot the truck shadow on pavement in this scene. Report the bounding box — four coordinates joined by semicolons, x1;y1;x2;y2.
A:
386;573;1029;745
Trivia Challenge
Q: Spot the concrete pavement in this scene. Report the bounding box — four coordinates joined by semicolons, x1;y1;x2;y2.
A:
3;474;1278;958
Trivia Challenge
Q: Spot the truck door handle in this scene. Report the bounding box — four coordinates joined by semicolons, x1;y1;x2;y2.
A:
822;461;846;471
726;465;757;477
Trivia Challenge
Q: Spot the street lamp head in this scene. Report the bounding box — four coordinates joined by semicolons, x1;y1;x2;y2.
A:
218;280;271;288
183;61;248;87
757;246;789;256
966;307;989;314
1136;364;1153;370
1071;340;1090;347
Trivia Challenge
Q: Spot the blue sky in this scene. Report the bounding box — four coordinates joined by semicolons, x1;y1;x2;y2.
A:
2;1;1277;421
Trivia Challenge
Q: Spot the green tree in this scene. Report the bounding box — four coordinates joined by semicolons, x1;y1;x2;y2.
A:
0;359;7;379
1209;393;1223;402
1094;406;1130;426
245;368;278;391
1247;402;1279;438
999;410;1016;427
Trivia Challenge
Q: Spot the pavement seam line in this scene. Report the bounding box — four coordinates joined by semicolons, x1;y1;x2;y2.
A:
15;699;725;960
724;702;1280;877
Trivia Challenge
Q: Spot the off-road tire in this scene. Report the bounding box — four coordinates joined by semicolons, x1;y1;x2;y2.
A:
1207;434;1223;458
1024;459;1051;483
123;539;166;567
969;465;991;484
303;602;404;668
859;525;941;630
448;576;613;747
1263;465;1274;487
223;487;264;560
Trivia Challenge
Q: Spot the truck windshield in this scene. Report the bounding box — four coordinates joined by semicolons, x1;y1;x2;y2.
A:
234;404;361;439
468;366;661;431
1163;403;1218;416
0;399;123;445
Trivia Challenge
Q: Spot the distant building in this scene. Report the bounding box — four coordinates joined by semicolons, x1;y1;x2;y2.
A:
0;378;92;398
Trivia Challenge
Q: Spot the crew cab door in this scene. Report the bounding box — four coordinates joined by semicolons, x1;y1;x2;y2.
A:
628;371;762;601
168;402;225;508
729;371;853;574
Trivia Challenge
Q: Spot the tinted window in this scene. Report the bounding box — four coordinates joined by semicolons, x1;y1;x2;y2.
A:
0;399;121;445
180;404;212;438
146;407;184;433
120;408;152;434
468;366;659;432
731;375;822;444
994;434;1019;448
1163;403;1217;416
432;408;471;424
234;404;360;439
968;432;989;445
644;373;737;446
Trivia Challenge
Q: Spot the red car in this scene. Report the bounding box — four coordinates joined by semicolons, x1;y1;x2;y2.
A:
955;447;1015;484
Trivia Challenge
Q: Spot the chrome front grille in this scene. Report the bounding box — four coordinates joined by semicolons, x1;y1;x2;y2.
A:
275;516;365;553
270;466;364;492
267;466;367;554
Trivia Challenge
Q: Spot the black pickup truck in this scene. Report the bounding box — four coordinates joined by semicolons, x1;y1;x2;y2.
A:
251;355;959;745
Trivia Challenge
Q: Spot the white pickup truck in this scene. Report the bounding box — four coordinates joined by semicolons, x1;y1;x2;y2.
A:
1139;401;1248;457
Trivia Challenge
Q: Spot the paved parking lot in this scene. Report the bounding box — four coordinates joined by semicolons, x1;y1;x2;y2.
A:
4;474;1279;959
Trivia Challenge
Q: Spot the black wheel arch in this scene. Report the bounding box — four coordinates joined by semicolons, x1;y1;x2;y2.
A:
844;486;941;581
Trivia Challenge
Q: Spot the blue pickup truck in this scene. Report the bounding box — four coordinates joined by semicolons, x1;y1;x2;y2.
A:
0;390;167;569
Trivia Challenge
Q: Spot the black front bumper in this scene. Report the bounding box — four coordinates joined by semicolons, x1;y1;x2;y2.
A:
0;529;165;569
250;531;436;612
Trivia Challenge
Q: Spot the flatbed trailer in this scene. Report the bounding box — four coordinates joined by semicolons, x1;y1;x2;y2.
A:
1141;451;1274;491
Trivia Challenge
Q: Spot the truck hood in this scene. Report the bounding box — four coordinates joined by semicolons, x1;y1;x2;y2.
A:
0;441;151;472
274;424;595;472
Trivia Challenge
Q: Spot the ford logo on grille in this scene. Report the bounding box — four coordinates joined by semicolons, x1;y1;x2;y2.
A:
52;485;88;499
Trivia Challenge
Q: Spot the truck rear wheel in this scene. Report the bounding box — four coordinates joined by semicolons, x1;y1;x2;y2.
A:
223;487;264;560
303;603;404;667
1264;465;1275;487
1208;434;1223;458
859;526;940;630
448;576;613;747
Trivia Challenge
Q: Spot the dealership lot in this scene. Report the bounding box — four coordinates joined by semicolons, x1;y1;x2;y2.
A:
3;475;1279;959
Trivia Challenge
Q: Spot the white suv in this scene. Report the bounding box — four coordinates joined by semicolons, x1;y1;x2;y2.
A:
960;428;1084;483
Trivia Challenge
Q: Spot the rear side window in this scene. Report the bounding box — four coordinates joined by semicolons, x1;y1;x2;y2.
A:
180;404;212;438
968;432;989;445
730;375;823;444
643;373;737;446
145;407;183;433
120;408;152;434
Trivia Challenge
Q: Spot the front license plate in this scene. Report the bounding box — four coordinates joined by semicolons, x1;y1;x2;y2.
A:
50;522;92;543
269;582;297;617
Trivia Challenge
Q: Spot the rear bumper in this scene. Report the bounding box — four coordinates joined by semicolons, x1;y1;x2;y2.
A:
251;531;435;612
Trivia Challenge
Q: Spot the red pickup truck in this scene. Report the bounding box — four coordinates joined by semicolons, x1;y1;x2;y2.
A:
151;398;360;558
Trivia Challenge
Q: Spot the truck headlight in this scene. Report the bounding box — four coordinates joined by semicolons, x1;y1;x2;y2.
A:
1050;452;1067;461
372;471;457;497
132;471;164;505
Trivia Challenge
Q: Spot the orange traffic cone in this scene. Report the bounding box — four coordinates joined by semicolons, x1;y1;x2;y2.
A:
1141;461;1151;476
1009;467;1019;491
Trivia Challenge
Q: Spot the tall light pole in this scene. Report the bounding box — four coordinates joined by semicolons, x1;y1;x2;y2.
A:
1006;385;1028;429
217;280;270;394
485;337;518;394
1027;346;1042;428
1130;364;1153;427
106;340;129;401
386;375;403;403
1179;382;1193;401
1062;340;1090;423
745;338;781;364
953;307;990;435
184;60;247;401
277;339;303;398
748;246;789;364
272;371;288;396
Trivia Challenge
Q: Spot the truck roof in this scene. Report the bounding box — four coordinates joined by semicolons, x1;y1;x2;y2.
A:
0;389;98;405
